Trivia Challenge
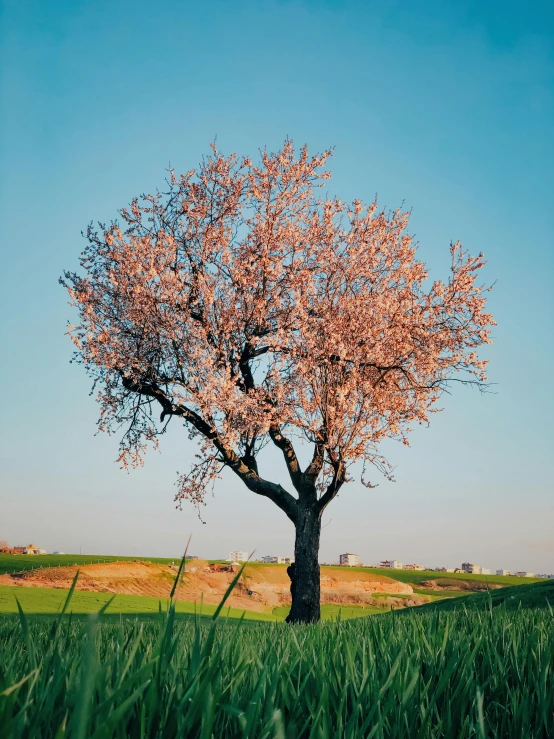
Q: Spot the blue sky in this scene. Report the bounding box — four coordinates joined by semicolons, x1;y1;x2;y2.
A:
1;0;553;572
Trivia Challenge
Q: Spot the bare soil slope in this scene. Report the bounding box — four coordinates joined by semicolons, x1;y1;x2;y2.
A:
0;561;420;612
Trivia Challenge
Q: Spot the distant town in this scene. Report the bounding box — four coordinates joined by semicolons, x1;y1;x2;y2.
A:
228;551;554;579
1;542;552;579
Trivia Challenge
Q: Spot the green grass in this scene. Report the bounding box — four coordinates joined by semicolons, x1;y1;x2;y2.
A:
324;565;542;587
412;588;470;599
1;586;553;737
414;579;554;613
0;585;390;622
0;553;178;575
0;585;278;621
273;603;388;620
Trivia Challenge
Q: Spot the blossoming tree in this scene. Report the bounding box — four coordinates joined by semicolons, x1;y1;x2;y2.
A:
61;142;494;623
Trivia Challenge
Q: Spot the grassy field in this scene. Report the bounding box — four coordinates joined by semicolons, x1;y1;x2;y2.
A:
274;603;387;620
0;553;178;575
413;579;554;612
0;585;278;621
322;565;543;587
1;554;541;587
410;588;470;599
0;585;394;622
0;582;552;737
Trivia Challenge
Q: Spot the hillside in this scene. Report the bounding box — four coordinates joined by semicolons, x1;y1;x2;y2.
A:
0;560;427;613
323;565;541;588
413;579;554;612
0;555;541;610
0;553;176;576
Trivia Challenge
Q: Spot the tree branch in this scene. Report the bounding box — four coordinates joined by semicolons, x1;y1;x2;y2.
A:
304;438;325;483
121;375;298;521
317;461;346;512
268;424;307;496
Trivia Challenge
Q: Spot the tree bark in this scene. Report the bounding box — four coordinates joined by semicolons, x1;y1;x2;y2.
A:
286;503;322;624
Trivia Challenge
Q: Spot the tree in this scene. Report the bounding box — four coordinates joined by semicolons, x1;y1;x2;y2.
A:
61;141;495;623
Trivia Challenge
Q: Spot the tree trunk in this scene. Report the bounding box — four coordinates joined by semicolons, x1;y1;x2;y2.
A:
286;503;322;624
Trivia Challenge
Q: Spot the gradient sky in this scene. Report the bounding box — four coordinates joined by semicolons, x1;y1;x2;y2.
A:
1;0;553;572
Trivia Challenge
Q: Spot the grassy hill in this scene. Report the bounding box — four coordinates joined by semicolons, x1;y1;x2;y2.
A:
0;555;543;606
204;561;542;590
0;584;276;620
414;579;554;612
1;588;552;737
0;584;386;621
325;565;542;588
0;553;178;575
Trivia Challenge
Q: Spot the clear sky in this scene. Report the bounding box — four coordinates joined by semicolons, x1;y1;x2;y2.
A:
1;0;553;572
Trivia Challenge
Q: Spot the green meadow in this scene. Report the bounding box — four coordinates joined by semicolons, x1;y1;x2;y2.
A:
0;578;552;737
1;556;552;736
414;579;554;613
0;554;177;576
0;584;392;621
320;565;542;588
0;585;276;621
1;553;539;588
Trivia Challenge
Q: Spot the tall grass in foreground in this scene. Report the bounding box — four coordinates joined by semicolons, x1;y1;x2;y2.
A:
0;600;552;738
1;554;553;738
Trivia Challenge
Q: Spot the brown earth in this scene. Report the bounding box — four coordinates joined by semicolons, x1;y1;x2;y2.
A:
0;561;424;613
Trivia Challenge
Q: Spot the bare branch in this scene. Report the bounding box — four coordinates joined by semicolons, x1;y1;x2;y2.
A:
121;374;298;521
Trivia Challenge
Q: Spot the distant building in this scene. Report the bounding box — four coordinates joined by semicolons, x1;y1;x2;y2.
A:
462;562;482;574
496;569;510;576
404;563;424;571
380;560;402;569
261;556;294;564
481;568;491;575
514;571;536;578
340;553;360;567
436;567;455;573
229;550;249;562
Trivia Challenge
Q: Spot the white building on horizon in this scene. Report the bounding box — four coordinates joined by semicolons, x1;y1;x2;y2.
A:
340;553;360;567
381;560;402;569
261;556;294;564
229;550;249;562
496;569;510;576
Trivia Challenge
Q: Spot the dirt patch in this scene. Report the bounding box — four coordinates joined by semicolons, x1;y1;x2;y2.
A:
0;561;413;612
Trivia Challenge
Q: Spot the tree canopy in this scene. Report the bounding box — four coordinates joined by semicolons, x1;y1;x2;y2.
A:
62;141;494;522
